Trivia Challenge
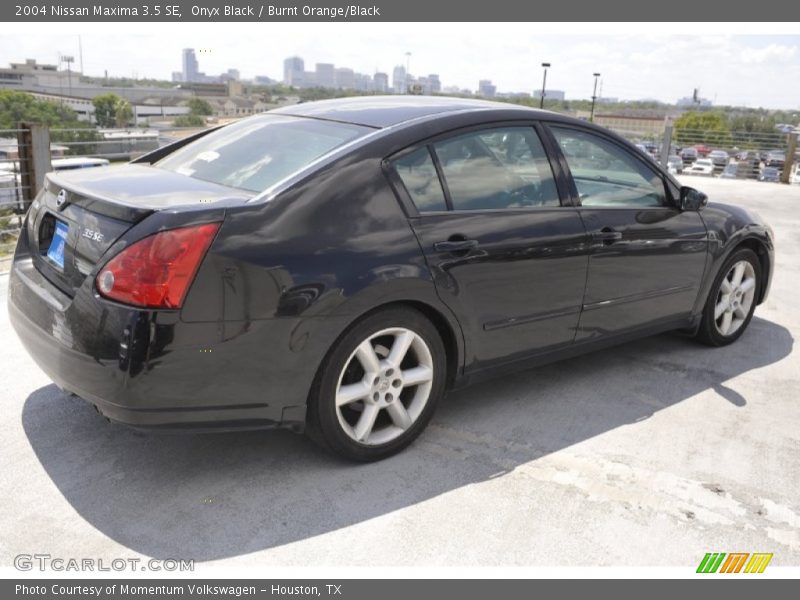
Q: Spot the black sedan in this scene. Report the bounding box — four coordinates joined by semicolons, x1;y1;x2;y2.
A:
8;97;774;461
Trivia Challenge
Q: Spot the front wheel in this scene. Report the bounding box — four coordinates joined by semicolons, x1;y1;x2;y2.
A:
696;248;761;346
306;307;446;461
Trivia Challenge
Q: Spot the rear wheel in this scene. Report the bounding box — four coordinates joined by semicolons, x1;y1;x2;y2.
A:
696;248;761;346
307;307;446;461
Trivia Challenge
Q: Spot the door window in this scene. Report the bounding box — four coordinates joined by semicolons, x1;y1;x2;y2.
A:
392;146;448;212
551;127;667;207
432;127;560;211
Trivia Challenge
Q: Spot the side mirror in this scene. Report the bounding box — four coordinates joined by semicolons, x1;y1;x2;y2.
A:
679;186;708;211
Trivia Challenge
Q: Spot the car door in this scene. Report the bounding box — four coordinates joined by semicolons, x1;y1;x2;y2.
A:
388;124;590;373
546;124;708;341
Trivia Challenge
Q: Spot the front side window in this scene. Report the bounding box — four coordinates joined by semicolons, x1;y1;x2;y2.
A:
157;115;371;192
432;127;560;211
551;127;667;207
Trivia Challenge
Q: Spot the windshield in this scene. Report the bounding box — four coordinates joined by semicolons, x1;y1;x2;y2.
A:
157;115;371;192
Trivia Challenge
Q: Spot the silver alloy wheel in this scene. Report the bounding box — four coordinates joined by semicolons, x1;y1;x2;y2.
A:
335;327;434;446
714;259;757;337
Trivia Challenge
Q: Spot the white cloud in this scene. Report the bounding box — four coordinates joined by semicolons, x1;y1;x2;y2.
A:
741;43;798;64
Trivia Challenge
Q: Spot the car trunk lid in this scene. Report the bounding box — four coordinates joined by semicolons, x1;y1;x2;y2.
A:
25;164;251;296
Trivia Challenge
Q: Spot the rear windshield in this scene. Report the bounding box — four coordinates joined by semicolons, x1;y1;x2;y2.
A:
157;115;371;192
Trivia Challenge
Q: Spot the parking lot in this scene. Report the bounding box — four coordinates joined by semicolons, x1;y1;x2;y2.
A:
0;176;798;569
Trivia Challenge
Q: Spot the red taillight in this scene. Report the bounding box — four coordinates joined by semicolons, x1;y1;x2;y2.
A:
96;222;220;309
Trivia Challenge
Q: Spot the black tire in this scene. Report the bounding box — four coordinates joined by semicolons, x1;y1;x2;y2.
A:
695;248;761;346
306;306;447;461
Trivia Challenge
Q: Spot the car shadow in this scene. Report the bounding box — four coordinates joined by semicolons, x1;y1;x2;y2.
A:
22;316;793;561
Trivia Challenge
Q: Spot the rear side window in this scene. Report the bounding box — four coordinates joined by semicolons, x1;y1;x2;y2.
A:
157;115;371;193
432;127;560;211
392;147;448;212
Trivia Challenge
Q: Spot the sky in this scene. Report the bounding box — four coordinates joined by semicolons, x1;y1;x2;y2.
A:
1;25;799;110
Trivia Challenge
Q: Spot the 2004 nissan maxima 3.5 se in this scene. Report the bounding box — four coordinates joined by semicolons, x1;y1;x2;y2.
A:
9;96;774;461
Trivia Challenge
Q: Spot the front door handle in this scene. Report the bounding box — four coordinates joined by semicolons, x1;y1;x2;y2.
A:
592;228;623;245
434;238;479;254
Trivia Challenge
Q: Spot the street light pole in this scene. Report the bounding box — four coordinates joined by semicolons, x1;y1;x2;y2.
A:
539;62;550;109
590;72;601;122
62;55;74;97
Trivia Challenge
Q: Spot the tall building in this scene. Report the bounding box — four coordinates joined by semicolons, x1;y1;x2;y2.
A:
373;72;389;93
315;63;335;88
226;69;240;81
422;74;441;95
534;89;565;101
354;73;373;92
392;65;407;93
478;80;496;98
335;68;355;90
182;48;199;83
283;56;305;86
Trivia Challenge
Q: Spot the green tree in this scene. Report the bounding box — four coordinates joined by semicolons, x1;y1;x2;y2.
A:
0;90;80;129
114;99;133;127
92;93;121;127
674;111;733;147
187;97;213;116
92;93;136;128
173;114;206;127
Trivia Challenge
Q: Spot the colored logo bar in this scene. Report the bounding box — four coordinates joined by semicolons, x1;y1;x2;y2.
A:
697;553;773;573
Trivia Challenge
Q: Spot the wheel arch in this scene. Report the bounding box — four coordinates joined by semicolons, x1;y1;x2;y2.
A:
307;297;464;421
731;237;771;305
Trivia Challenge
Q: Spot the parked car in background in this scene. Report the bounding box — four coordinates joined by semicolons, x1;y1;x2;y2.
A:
758;167;781;182
736;150;759;162
7;96;775;460
765;151;785;168
686;158;715;176
694;144;711;157
51;157;110;171
708;150;729;168
667;155;683;174
720;161;756;180
680;147;698;164
791;164;800;185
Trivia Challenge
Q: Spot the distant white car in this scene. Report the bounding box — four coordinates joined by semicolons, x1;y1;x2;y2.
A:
51;157;110;171
686;158;715;176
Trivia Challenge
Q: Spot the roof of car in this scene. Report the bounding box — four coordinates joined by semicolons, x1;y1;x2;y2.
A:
270;95;546;129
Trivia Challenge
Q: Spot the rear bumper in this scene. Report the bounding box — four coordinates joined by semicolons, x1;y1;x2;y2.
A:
8;248;312;431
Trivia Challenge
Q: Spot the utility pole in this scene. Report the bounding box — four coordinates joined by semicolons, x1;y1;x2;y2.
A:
660;118;674;169
590;72;601;122
539;62;550;109
780;131;797;184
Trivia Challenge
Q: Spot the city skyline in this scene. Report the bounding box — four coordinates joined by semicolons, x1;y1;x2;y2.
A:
0;28;799;109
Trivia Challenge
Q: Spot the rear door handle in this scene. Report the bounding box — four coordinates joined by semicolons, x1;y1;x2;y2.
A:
434;239;479;253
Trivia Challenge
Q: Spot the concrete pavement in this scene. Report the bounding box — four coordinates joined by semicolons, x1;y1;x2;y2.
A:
1;176;798;569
